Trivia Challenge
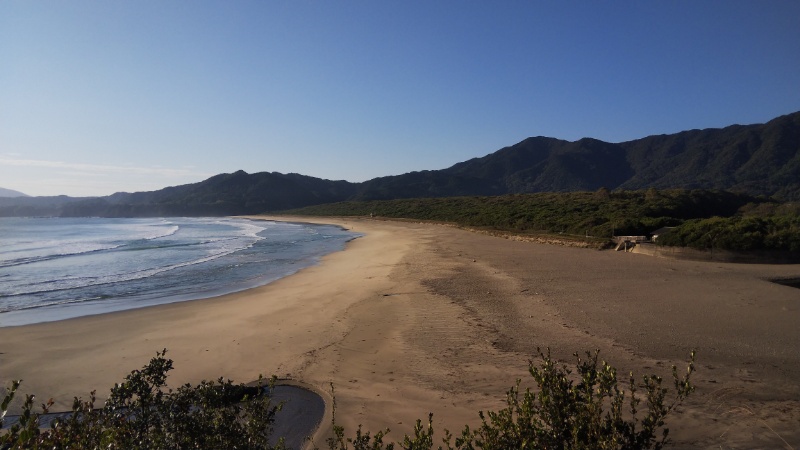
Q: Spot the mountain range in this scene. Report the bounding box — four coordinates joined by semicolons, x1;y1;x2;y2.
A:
1;110;798;217
0;187;29;198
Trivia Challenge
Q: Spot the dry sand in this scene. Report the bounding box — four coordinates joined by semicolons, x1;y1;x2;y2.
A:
1;216;799;449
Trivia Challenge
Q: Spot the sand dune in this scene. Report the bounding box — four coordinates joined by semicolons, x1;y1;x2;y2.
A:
1;217;798;448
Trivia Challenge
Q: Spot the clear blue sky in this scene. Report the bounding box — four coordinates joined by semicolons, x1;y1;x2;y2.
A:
2;1;799;197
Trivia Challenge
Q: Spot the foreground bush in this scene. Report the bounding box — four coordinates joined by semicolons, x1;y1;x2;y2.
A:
1;350;284;450
327;349;696;450
2;349;695;450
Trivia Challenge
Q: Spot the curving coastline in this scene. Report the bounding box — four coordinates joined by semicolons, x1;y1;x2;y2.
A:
1;216;799;448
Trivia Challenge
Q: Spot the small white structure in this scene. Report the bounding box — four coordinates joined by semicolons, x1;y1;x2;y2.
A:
649;226;676;242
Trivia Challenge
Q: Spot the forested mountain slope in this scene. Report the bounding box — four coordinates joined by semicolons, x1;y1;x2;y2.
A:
1;111;797;217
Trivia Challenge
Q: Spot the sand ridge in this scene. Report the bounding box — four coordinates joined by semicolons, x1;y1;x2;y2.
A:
1;216;799;449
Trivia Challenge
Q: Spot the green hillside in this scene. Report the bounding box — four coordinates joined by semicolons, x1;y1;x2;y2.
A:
285;189;800;252
1;111;798;218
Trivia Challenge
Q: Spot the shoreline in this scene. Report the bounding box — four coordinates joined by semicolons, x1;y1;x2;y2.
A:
0;215;399;449
0;217;360;328
2;216;799;448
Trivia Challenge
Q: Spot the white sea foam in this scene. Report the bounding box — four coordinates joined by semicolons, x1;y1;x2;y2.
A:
0;220;182;268
0;217;360;326
2;239;262;297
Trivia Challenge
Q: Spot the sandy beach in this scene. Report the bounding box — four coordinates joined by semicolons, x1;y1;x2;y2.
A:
1;217;799;449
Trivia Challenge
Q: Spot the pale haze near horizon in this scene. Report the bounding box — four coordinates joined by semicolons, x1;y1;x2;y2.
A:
1;1;799;197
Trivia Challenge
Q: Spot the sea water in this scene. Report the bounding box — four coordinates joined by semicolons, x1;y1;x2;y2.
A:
0;217;359;327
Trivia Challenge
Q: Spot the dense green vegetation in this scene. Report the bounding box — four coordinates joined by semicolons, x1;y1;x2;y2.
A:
286;189;800;252
657;203;800;251
2;349;695;449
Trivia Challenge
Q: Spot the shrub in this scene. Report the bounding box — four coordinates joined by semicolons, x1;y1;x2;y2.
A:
1;350;284;450
447;349;695;450
2;349;696;450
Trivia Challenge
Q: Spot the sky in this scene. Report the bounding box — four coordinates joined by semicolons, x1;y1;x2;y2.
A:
1;1;799;197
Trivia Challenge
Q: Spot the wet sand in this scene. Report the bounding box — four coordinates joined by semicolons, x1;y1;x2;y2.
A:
1;217;799;449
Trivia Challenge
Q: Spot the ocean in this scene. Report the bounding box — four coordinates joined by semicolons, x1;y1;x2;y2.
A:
0;217;359;327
